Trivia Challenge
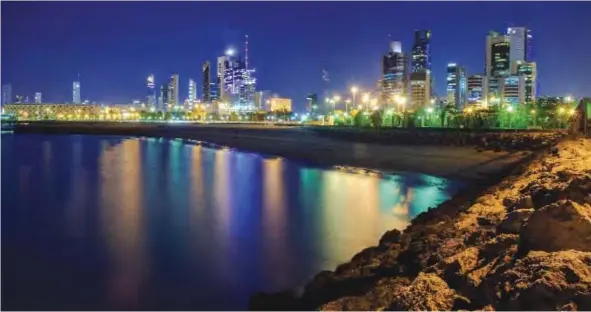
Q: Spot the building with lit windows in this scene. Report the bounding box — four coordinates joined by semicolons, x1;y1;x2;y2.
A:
269;97;292;112
467;75;488;108
410;72;431;110
168;74;179;107
202;62;211;103
217;56;229;101
210;82;219;102
411;30;431;73
382;40;408;107
516;61;537;104
188;78;197;101
502;76;526;107
72;81;81;104
34;92;42;104
486;31;511;77
507;27;532;63
2;84;12;106
146;74;156;108
446;63;467;110
160;83;169;111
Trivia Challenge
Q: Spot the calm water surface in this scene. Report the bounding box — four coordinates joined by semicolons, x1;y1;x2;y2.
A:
1;134;463;310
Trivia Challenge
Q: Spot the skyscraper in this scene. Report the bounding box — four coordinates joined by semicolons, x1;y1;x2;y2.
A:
72;80;81;104
486;31;511;77
381;40;408;108
517;61;537;104
210;82;219;102
160;83;169;111
34;92;42;104
188;78;197;101
502;76;526;107
147;74;156;108
446;63;467;110
411;30;431;74
168;74;179;107
217;56;229;101
202;61;211;103
410;72;431;110
507;27;532;63
2;84;12;106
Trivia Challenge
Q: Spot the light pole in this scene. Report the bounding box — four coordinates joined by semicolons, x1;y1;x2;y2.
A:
362;93;370;111
333;95;341;113
345;99;351;114
350;86;358;113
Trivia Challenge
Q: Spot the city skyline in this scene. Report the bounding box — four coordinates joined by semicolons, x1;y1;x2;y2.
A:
1;2;589;110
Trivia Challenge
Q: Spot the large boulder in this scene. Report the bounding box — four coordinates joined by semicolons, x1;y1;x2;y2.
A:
497;209;534;234
318;277;410;311
485;250;591;310
521;200;591;252
388;273;459;311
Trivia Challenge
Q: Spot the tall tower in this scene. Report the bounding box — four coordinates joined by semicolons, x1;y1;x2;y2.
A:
34;92;42;104
202;61;211;103
486;31;511;77
72;77;81;104
381;40;408;108
160;83;169;111
507;27;532;64
217;56;229;101
2;84;13;106
147;74;155;108
410;30;432;109
188;78;197;101
446;63;467;110
168;74;179;107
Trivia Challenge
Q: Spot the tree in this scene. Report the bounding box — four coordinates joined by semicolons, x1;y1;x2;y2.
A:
370;110;382;129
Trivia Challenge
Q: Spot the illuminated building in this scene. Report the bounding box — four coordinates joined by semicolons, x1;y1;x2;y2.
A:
168;74;179;107
411;30;431;73
269;97;292;112
516;61;537;104
502;76;526;107
382;40;408;107
202;61;211;103
217;56;229;101
4;104;102;120
467;75;488;107
306;93;318;112
34;92;42;104
72;80;81;104
188;78;197;101
2;84;13;105
160;83;169;111
146;74;156;108
410;72;431;110
446;63;467;110
507;27;532;63
210;82;219;101
486;31;510;77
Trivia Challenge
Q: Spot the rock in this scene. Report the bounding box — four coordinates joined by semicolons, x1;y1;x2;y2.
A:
485;250;591;310
318;277;409;311
248;290;299;311
388;273;458;311
497;209;534;234
521;200;591;252
378;229;401;248
435;247;480;289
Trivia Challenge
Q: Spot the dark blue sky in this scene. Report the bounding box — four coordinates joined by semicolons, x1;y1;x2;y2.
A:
2;1;590;110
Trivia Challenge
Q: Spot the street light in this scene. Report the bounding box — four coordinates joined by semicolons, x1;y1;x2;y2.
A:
345;99;351;113
332;95;341;113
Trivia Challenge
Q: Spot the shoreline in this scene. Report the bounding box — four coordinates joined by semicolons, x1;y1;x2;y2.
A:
11;122;563;183
249;135;591;311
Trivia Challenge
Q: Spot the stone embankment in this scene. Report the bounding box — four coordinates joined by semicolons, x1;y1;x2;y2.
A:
249;136;591;311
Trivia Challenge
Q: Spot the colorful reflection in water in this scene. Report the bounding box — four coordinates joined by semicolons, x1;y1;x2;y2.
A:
1;134;463;310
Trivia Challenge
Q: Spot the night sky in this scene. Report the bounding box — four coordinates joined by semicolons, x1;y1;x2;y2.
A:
2;1;590;110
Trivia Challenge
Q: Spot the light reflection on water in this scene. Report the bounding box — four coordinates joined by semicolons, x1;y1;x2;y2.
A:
1;134;464;310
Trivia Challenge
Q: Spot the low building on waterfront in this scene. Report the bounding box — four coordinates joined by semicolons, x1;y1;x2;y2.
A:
3;104;131;121
269;97;292;113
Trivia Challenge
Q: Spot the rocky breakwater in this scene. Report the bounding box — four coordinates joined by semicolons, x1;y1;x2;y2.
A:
249;136;591;311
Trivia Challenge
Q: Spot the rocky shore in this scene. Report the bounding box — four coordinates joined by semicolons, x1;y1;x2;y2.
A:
249;136;591;311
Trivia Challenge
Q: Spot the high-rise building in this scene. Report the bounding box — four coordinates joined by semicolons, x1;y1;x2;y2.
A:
147;74;156;108
516;61;537;104
446;63;467;110
168;74;179;107
72;80;81;104
160;83;169;111
411;30;432;74
467;75;488;108
188;78;197;101
202;61;211;103
217;56;229;101
486;31;511;77
382;40;408;107
507;27;532;63
34;92;42;104
210;82;219;101
410;72;431;110
2;84;12;106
